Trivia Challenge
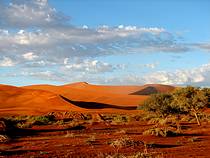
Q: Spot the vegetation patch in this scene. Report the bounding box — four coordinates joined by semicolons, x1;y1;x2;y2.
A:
100;151;163;158
138;86;210;131
143;127;177;137
0;135;10;143
85;135;96;145
109;137;144;149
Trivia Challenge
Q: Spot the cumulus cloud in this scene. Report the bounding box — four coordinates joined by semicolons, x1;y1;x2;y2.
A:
0;0;190;66
21;70;65;81
3;61;210;86
114;63;210;86
142;64;210;86
63;59;114;74
0;27;190;69
0;0;209;86
22;52;38;60
0;0;69;28
0;57;15;67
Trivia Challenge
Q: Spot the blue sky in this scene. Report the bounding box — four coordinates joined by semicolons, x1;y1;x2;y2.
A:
50;0;210;41
0;0;210;86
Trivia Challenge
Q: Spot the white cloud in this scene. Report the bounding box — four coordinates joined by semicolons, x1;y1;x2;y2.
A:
0;0;209;86
197;42;210;52
3;61;210;86
0;0;191;67
0;27;188;63
0;0;69;28
139;63;210;86
0;57;15;67
21;70;64;81
22;52;38;60
143;63;159;69
63;58;69;65
64;59;113;74
72;63;210;86
82;25;88;29
143;64;210;85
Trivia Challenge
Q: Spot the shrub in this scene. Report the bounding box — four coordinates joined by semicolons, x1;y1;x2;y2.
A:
172;86;208;125
139;93;181;118
143;127;177;137
0;121;7;133
127;152;163;158
109;137;143;149
67;121;86;130
64;132;76;138
85;135;96;145
100;152;163;158
27;115;55;125
139;93;183;131
0;135;10;143
139;86;209;126
112;115;130;123
16;122;32;128
188;137;200;142
54;120;65;125
3;115;56;128
202;88;210;106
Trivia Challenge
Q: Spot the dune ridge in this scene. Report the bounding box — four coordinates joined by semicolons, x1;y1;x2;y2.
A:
0;82;175;115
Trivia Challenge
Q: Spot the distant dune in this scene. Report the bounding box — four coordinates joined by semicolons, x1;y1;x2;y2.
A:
130;84;175;95
0;82;175;116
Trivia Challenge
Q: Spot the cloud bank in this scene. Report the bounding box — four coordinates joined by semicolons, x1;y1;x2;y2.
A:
0;0;209;86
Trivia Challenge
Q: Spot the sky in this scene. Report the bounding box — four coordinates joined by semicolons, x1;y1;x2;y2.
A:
0;0;210;86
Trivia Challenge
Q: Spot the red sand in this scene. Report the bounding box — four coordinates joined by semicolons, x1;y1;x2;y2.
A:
0;84;83;116
0;83;175;116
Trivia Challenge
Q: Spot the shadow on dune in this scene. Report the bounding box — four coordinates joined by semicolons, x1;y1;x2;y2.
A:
130;86;158;95
59;95;136;110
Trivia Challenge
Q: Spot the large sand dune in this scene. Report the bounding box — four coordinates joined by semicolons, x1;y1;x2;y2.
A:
0;84;83;116
0;82;175;115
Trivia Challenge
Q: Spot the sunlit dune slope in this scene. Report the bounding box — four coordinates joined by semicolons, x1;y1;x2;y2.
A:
0;84;83;116
23;83;146;107
23;82;175;107
0;83;175;116
63;82;144;94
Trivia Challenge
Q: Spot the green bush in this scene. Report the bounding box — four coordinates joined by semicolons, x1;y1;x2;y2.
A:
112;115;130;123
139;86;210;126
2;115;56;129
27;115;55;125
138;93;182;118
172;86;208;125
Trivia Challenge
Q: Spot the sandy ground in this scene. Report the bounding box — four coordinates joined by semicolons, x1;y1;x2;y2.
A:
1;115;210;158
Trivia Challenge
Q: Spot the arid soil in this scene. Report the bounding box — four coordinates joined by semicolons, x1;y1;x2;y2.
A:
1;112;210;158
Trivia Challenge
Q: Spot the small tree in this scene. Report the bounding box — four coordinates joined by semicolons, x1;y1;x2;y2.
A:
172;86;208;126
202;88;210;107
141;93;180;118
140;93;183;132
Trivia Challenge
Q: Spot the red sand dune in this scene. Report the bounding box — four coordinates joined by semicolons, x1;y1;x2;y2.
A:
23;82;175;108
0;82;175;115
0;84;83;116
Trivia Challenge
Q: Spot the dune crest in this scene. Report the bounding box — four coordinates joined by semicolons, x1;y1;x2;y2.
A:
0;83;175;115
0;85;83;116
